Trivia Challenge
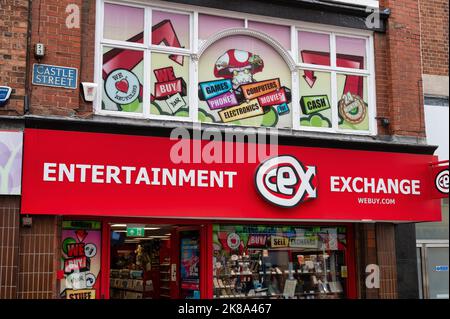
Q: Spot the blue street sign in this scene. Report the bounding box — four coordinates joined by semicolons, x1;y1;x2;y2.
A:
0;86;12;105
32;64;78;89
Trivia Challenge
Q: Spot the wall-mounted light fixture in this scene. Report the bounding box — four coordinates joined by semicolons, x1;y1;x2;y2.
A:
376;116;391;128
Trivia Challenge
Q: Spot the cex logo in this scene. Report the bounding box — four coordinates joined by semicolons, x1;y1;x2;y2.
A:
255;156;318;208
435;169;449;194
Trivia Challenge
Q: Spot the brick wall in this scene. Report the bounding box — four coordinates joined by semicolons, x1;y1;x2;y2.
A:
17;216;60;299
0;196;20;299
419;0;449;76
0;0;29;116
376;224;398;299
355;223;399;299
355;224;380;299
377;0;426;137
78;0;97;117
373;32;390;136
27;0;84;116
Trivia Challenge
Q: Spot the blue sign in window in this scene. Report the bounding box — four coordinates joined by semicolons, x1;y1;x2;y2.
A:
32;64;78;89
277;103;290;115
435;265;449;272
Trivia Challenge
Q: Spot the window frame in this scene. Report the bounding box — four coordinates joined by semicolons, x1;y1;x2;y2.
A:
94;0;377;136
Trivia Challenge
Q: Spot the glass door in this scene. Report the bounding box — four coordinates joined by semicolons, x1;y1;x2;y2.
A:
417;241;449;299
426;246;449;299
179;229;201;299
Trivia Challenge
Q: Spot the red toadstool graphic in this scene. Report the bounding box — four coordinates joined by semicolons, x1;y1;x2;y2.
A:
214;49;264;89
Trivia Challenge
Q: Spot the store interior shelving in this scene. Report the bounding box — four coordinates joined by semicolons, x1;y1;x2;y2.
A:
213;249;346;300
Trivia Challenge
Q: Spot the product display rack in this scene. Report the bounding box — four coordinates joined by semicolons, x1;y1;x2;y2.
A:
159;259;172;299
213;249;346;299
110;269;154;299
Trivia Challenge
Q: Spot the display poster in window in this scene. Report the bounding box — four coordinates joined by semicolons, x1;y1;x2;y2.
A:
299;70;333;129
151;53;190;117
0;131;23;195
180;235;200;298
198;35;293;128
59;223;101;299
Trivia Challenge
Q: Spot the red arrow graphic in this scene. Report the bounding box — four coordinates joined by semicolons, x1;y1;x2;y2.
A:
152;20;184;66
303;70;317;88
102;20;185;102
301;50;364;96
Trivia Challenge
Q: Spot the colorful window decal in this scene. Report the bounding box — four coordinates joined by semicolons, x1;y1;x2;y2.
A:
0;131;23;195
199;14;245;41
248;21;291;49
151;53;190;117
198;35;292;128
337;74;369;131
103;3;144;43
299;70;332;129
102;47;144;113
336;36;367;70
60;223;102;300
99;3;374;134
299;31;331;66
152;10;190;50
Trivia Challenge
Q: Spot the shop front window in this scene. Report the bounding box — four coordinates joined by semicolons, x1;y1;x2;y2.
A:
100;2;192;119
213;225;349;299
97;1;375;134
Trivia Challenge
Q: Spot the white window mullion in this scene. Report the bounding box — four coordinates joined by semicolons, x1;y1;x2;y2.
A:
368;35;377;135
292;70;300;130
330;34;339;132
146;7;152;47
331;71;339;132
143;49;151;119
190;58;199;123
193;12;199;53
95;0;105;114
291;26;298;63
330;33;337;68
142;7;151;119
291;25;300;130
191;12;199;122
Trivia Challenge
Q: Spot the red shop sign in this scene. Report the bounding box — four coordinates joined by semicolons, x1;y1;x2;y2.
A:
21;129;442;222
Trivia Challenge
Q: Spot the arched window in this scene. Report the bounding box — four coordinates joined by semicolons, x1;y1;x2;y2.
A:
198;32;294;128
